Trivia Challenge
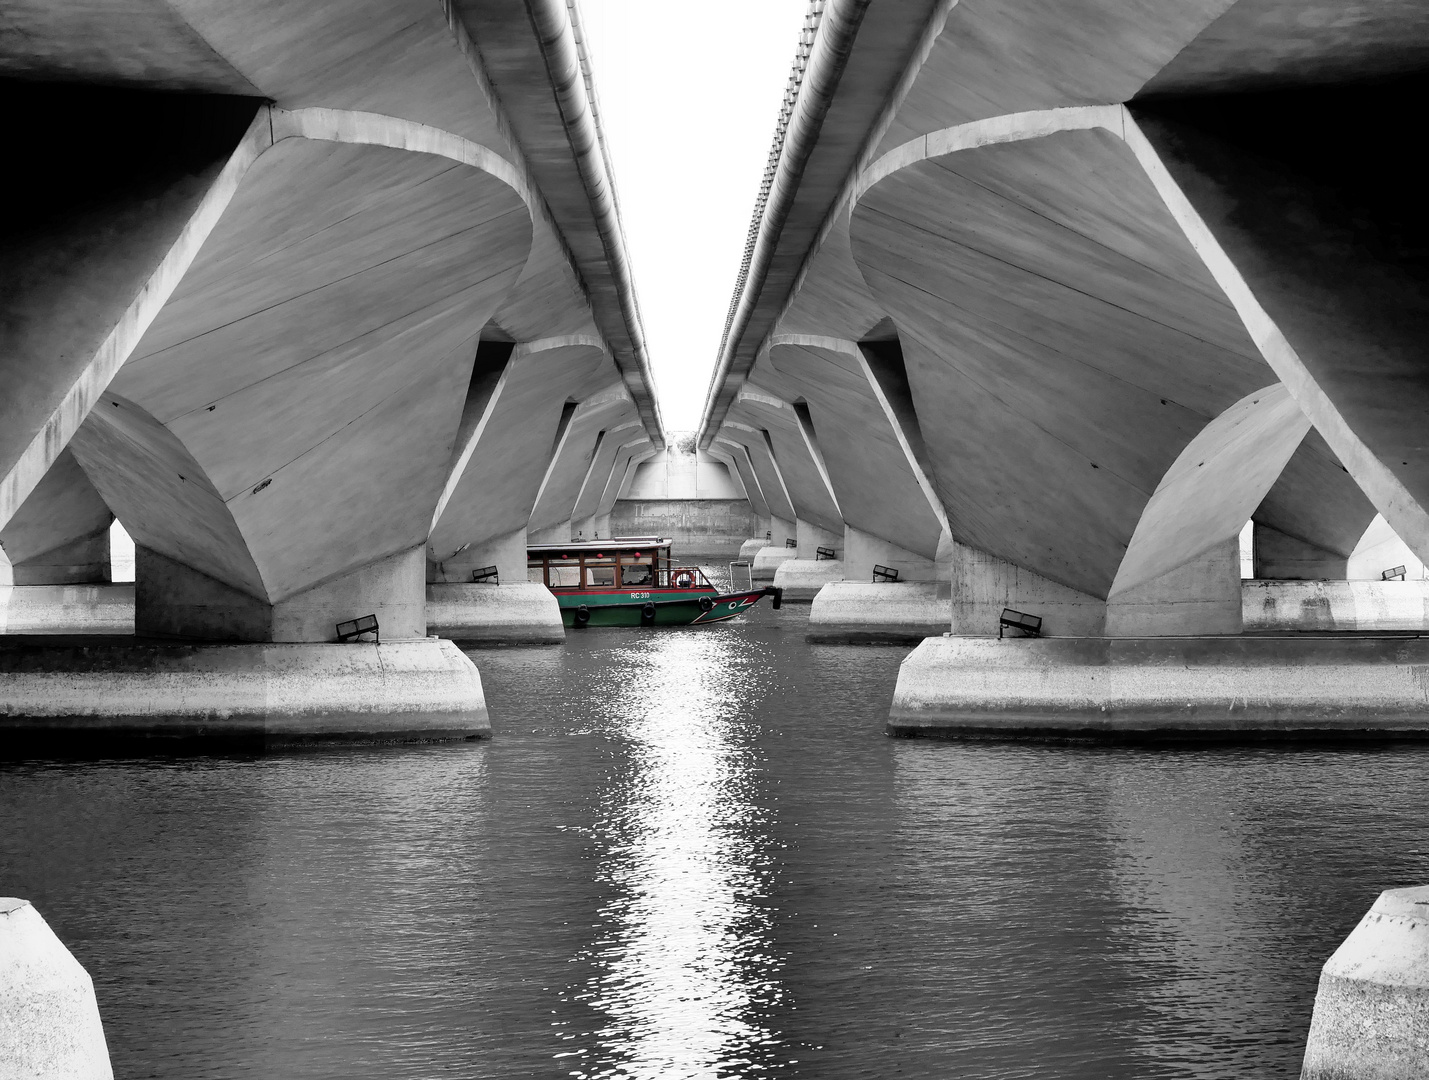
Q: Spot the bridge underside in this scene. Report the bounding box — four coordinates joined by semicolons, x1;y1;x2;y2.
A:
703;0;1427;647
0;0;663;738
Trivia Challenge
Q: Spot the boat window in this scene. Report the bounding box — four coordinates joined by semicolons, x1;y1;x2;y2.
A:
586;561;615;587
548;564;580;588
621;562;652;586
527;560;545;585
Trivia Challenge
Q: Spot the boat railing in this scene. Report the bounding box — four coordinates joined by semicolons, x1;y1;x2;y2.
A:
729;561;754;591
650;566;713;590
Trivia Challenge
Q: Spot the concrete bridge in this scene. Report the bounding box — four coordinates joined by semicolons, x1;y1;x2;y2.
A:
0;0;664;738
699;0;1429;735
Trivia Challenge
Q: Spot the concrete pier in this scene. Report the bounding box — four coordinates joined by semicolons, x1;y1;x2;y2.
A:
0;898;112;1079
889;635;1429;740
1301;885;1429;1079
0;638;488;747
752;545;798;583
773;558;846;602
426;582;563;644
807;581;950;641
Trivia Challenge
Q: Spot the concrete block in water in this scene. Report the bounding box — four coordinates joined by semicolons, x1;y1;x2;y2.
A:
0;898;113;1079
751;546;797;582
426;582;564;644
737;538;767;563
1245;580;1429;632
0;638;489;746
773;560;845;602
807;581;950;641
889;635;1429;739
1301;885;1429;1079
0;585;134;635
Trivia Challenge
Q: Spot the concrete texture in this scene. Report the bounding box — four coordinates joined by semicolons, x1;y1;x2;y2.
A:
752;546;798;583
737;538;767;562
1245;580;1429;633
608;499;756;556
950;540;1107;638
624;443;745;499
0;898;112;1080
773;559;846;602
426;582;563;644
808;581;951;641
0;450;113;584
1300;884;1429;1080
0;638;488;745
1105;539;1243;637
1349;515;1426;581
0;585;133;636
429;526;529;587
698;2;1414;653
842;522;940;582
135;545;425;643
889;635;1429;739
1254;523;1348;580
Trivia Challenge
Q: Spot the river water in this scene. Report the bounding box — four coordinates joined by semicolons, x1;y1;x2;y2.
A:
3;579;1428;1079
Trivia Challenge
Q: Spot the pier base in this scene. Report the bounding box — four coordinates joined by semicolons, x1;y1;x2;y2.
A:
0;638;489;748
889;635;1429;739
1301;885;1429;1079
807;581;950;641
0;585;133;635
0;899;112;1079
426;582;564;644
773;559;845;602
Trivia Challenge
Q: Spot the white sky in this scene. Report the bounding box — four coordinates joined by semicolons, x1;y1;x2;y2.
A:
581;0;811;433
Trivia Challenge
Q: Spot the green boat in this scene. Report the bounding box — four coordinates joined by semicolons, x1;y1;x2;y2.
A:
527;536;781;628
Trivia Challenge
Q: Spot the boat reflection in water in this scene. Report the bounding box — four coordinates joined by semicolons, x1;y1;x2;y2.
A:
565;629;784;1078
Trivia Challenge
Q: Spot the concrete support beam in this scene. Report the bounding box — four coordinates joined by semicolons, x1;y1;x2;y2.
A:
950;539;1106;638
136;545;425;644
1104;539;1242;637
430;526;529;586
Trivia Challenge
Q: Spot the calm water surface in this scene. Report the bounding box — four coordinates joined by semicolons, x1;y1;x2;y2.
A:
3;573;1428;1078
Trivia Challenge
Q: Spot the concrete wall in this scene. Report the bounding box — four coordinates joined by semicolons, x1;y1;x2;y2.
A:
608;499;756;556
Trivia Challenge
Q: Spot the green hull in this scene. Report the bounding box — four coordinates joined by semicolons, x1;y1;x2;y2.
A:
557;588;780;628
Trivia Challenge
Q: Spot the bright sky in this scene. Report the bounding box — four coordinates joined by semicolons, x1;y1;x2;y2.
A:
581;0;811;433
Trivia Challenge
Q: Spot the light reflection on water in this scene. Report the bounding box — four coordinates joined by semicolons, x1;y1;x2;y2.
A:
2;592;1429;1079
568;632;780;1078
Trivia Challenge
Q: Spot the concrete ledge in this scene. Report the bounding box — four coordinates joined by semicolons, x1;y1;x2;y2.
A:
426;582;563;644
0;638;489;747
889;635;1429;739
0;585;133;636
772;559;845;602
1302;885;1429;1079
751;545;797;582
1245;579;1429;632
807;581;950;641
0;898;112;1079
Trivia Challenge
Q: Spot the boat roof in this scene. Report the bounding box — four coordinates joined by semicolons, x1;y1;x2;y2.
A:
527;536;671;555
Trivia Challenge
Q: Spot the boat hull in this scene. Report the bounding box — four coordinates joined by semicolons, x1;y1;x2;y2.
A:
558;588;781;628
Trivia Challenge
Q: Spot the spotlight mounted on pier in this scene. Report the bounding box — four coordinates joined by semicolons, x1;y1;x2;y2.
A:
1383;565;1408;581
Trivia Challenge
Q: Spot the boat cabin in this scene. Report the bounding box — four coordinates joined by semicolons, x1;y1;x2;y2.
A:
526;537;715;593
